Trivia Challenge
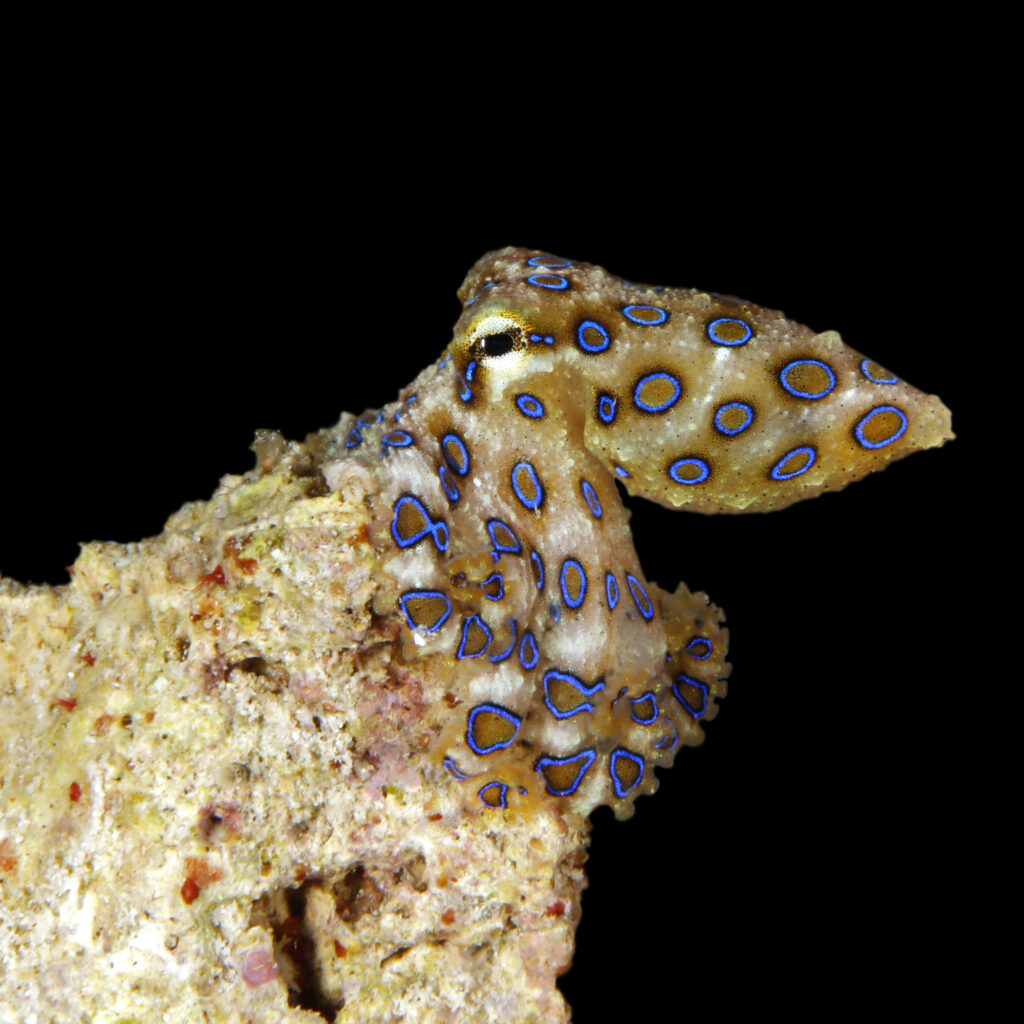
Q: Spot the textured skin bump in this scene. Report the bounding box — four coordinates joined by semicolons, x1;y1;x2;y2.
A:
343;247;953;820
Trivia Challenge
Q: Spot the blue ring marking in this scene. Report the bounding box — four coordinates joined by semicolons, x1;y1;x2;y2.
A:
597;393;618;424
438;464;460;502
357;412;383;427
855;405;909;449
634;372;682;413
487;518;521;554
527;255;572;268
654;730;679;752
622;304;668;326
345;428;362;448
519;630;539;671
466;703;521;755
669;457;711;485
465;360;477;382
779;358;837;399
581;480;603;518
511;461;544;510
456;372;472;402
430;521;448;552
625;574;654;621
442;757;469;781
559;559;587;609
672;674;709;719
531;550;545;590
465;282;496;307
614;464;630;478
394;395;418;421
438;353;451;369
478;781;509;808
630;693;659;725
609;748;645;798
605;572;619;610
707;317;752;346
526;274;569;290
550;603;561;623
542;670;604;719
529;332;554;345
441;433;470;475
771;445;817;480
535;749;597;796
576;319;611;353
399;590;452;632
685;637;712;660
382;430;413;449
860;358;899;384
515;393;545;419
482;572;504;601
456;610;491;659
714;401;755;436
489;618;518;664
391;496;435;549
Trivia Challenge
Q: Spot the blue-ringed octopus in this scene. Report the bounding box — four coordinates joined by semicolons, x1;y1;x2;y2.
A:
339;247;953;820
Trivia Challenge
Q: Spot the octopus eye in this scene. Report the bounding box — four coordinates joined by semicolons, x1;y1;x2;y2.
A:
481;332;516;357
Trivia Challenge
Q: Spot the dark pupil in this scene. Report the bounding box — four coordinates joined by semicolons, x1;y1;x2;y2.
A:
482;333;515;357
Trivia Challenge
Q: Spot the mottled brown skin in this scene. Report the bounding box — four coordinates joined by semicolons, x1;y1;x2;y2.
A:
344;248;952;819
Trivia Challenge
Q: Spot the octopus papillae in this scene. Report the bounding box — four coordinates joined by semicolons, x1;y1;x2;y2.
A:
340;247;953;820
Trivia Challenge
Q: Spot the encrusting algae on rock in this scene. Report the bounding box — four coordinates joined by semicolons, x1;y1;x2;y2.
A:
0;249;952;1023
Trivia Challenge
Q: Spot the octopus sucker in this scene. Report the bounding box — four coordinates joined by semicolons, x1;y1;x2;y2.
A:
346;247;952;820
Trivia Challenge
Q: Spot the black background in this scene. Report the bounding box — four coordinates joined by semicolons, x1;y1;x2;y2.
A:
3;71;981;1020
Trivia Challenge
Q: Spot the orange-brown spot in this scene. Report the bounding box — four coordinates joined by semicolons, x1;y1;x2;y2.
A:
443;436;469;474
545;677;591;716
461;618;491;657
675;678;705;709
717;404;752;432
469;708;518;752
334;940;347;957
539;760;584;793
859;408;905;445
612;755;641;791
512;463;542;506
636;374;681;410
442;908;456;925
69;781;82;803
562;563;585;605
709;318;749;342
775;449;813;477
402;593;450;631
55;697;77;712
545;900;566;917
783;362;832;397
395;500;429;542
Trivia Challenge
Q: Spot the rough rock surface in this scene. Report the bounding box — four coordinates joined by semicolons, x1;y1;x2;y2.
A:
0;430;582;1024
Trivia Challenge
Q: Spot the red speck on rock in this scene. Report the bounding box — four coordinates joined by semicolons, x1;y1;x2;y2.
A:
69;782;82;802
200;564;227;587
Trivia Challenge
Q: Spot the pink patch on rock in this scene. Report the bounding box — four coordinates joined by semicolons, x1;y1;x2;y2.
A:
241;948;278;988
